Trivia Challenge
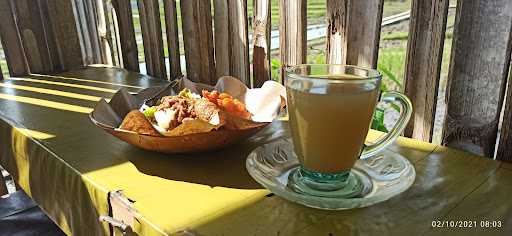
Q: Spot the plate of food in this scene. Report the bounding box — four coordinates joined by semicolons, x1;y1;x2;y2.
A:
89;76;286;153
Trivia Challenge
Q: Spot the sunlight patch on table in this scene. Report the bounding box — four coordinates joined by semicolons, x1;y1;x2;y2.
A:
134;186;269;234
7;77;117;93
0;93;93;113
14;127;56;139
0;83;105;101
31;73;144;89
395;137;437;153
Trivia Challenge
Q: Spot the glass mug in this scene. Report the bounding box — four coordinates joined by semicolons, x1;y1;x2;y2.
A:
285;64;412;198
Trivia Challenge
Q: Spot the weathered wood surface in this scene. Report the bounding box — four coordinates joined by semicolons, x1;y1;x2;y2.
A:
74;0;103;65
110;2;124;66
0;173;5;196
442;0;512;158
46;0;84;71
228;0;249;85
12;0;53;73
252;0;271;88
95;0;113;65
404;0;449;142
36;0;60;71
345;0;383;68
111;0;139;72
214;0;229;79
137;0;166;79
0;172;6;196
163;0;182;80
0;0;29;76
214;0;250;86
181;0;216;84
279;0;306;82
104;0;119;65
325;0;348;64
497;69;512;161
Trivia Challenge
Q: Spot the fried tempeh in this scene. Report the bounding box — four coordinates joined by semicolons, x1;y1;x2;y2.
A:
119;110;161;136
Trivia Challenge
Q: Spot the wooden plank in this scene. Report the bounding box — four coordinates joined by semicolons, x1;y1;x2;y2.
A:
228;0;250;85
403;0;449;142
37;0;61;71
94;0;112;65
442;0;512;158
279;0;306;82
252;0;271;88
325;0;348;64
0;0;29;76
0;172;7;196
111;0;138;72
497;67;512;161
85;0;103;64
213;0;229;80
110;2;124;66
11;0;53;73
214;0;250;85
345;0;384;68
180;0;216;84
104;0;118;65
46;0;84;71
73;0;102;65
137;0;166;79
163;0;182;80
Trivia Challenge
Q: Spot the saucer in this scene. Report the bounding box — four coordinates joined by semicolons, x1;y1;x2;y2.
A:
246;139;415;210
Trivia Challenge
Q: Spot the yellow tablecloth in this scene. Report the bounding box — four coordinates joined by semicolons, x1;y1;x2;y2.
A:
1;67;510;235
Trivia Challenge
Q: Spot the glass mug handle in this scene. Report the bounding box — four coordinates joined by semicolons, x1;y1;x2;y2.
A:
360;91;413;159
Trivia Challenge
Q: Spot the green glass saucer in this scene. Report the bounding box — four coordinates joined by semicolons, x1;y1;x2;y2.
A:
246;139;415;210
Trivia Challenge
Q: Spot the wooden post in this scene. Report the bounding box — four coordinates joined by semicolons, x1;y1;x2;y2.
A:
111;0;139;72
11;0;54;73
73;0;103;65
279;0;306;82
137;0;166;79
110;3;124;66
180;0;216;84
104;0;119;65
496;67;512;161
94;0;113;65
37;0;61;71
345;0;383;68
214;0;229;79
46;0;84;71
252;0;271;88
163;0;182;80
442;0;512;157
214;0;250;86
0;172;7;196
0;0;29;76
325;0;348;64
403;0;449;142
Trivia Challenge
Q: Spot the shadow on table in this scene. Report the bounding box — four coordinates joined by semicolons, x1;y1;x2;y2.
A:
127;121;290;189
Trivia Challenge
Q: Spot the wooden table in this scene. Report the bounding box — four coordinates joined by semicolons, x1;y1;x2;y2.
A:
0;67;510;236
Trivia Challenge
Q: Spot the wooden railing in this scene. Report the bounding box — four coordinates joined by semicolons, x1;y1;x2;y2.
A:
0;0;511;161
